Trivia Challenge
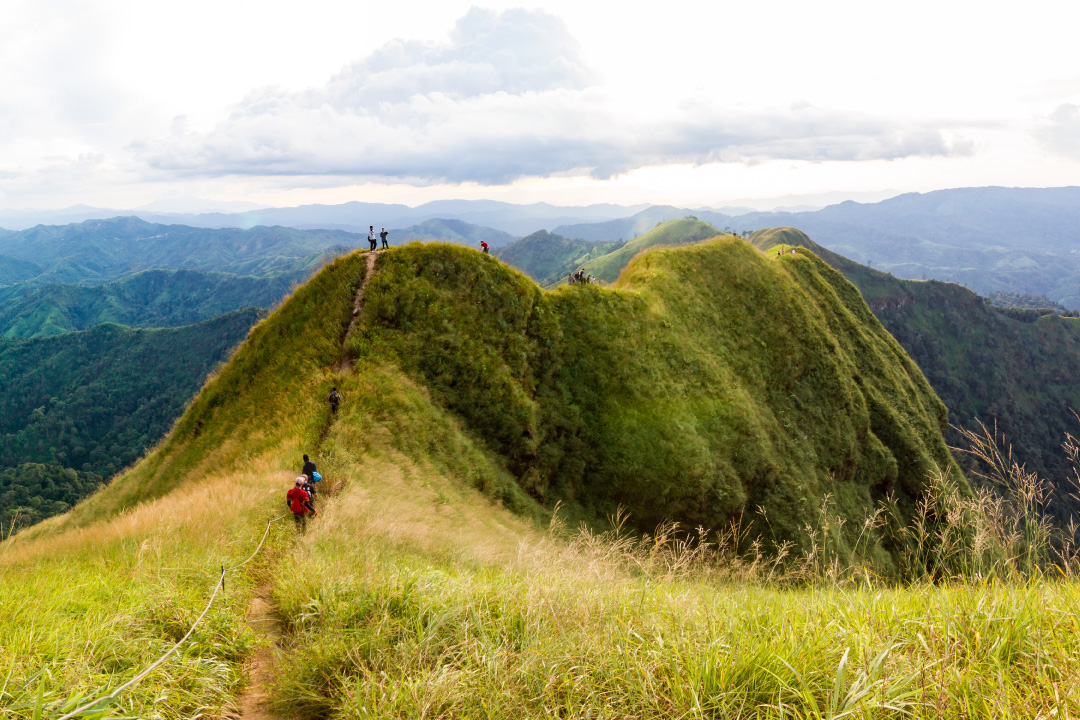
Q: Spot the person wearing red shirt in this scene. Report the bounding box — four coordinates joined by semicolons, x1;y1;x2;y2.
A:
286;478;312;532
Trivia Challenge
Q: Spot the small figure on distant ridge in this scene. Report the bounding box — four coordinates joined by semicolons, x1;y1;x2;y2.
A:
380;228;389;250
368;226;378;252
328;387;342;414
287;478;313;532
480;240;490;254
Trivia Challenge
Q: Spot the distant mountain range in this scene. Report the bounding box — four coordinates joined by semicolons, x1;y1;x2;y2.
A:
0;200;651;236
6;187;1078;307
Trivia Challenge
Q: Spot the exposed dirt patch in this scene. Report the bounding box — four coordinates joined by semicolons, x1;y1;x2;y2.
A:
338;251;378;371
235;585;286;720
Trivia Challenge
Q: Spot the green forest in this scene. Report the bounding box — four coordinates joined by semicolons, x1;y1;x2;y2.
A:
0;308;259;530
0;268;294;338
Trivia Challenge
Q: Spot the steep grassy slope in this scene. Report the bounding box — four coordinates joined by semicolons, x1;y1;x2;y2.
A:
354;241;959;560
752;227;1080;512
0;269;294;338
37;239;959;555
497;230;623;286
578;217;722;282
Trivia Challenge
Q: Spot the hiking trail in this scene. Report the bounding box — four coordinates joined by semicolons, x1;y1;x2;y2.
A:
338;251;378;371
234;585;286;720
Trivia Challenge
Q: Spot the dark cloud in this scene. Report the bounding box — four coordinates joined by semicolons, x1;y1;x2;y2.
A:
1036;103;1080;160
135;9;973;185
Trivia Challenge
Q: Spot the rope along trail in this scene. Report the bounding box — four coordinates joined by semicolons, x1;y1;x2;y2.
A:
54;514;288;720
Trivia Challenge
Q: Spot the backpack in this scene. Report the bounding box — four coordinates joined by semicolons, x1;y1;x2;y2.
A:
312;471;323;482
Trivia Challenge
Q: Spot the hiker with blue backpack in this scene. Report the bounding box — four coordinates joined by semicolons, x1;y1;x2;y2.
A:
301;453;323;502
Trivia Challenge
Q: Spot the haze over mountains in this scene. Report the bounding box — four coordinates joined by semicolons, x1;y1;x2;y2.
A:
6;186;1078;306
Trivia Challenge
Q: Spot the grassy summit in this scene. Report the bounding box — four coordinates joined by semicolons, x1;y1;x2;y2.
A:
357;240;958;561
49;238;959;563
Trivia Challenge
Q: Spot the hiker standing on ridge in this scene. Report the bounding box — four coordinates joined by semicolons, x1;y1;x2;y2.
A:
368;226;377;252
287;479;313;532
380;227;389;250
328;387;342;414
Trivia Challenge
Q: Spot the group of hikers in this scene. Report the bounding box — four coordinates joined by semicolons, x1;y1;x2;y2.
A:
777;247;798;257
286;454;323;532
367;226;390;252
286;388;344;531
568;269;595;285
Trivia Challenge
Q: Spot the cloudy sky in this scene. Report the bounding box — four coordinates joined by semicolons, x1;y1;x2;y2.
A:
3;0;1079;210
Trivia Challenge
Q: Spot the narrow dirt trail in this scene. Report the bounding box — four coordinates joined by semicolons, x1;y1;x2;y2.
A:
235;585;287;720
337;251;378;371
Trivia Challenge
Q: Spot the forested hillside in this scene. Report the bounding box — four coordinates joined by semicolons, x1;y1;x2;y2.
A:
497;230;623;285
0;216;359;286
0;308;259;529
0;268;294;338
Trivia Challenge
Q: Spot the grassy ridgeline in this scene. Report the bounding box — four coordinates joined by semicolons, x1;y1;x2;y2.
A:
578;217;721;282
356;239;959;565
752;227;1080;519
11;239;1065;719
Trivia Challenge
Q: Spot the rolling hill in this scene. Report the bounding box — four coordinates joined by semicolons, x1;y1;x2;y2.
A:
575;217;724;282
0;216;361;286
500;218;724;285
0;308;260;528
0;268;294;338
44;240;960;560
496;230;623;285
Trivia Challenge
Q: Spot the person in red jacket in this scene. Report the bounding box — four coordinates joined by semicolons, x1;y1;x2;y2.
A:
286;478;312;532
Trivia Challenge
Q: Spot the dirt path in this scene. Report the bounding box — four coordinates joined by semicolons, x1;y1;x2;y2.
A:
235;585;286;720
337;251;378;370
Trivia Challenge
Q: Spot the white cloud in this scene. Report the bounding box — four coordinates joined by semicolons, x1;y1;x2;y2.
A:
1036;103;1080;160
134;8;972;186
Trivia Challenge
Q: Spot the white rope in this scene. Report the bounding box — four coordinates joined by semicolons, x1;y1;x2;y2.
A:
54;514;287;720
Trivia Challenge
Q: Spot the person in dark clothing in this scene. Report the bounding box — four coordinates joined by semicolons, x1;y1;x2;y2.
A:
380;228;389;250
287;479;312;532
302;454;317;481
328;387;342;414
368;226;377;251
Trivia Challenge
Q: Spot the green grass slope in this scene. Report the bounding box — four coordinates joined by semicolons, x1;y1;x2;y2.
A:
577;217;723;282
0;269;295;338
497;230;623;285
753;227;1080;514
42;239;959;561
354;241;959;561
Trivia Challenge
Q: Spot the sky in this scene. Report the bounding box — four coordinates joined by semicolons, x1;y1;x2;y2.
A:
2;0;1079;211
